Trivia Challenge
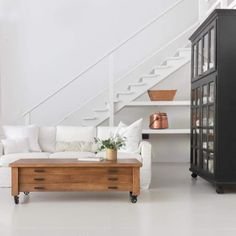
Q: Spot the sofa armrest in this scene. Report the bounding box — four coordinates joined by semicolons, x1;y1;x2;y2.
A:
139;141;152;189
139;141;152;169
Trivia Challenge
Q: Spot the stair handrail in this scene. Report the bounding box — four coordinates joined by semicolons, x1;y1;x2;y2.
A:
22;0;187;118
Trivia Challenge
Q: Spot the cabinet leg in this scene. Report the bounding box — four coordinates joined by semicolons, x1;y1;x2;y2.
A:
14;196;19;204
191;173;198;179
216;185;224;194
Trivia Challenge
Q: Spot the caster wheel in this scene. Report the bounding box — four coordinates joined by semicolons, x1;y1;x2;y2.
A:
14;196;19;204
24;192;29;195
216;186;224;194
191;173;198;179
130;195;137;203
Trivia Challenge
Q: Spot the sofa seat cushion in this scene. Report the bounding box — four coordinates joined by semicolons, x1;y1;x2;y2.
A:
0;152;50;167
96;151;142;162
50;152;96;159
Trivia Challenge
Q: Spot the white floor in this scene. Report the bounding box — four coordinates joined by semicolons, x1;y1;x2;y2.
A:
1;163;236;236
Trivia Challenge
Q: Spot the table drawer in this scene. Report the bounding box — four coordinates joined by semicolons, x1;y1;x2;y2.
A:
19;167;132;176
19;183;132;192
19;174;132;184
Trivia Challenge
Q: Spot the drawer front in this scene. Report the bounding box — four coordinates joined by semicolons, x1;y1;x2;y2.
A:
19;167;133;185
20;167;132;175
19;174;132;184
19;183;132;192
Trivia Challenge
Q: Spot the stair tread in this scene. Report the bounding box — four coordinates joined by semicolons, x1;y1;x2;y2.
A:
83;117;98;120
166;56;184;60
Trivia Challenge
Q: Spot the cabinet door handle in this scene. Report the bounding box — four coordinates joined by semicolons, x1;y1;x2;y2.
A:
34;186;45;190
108;177;118;181
108;186;118;189
34;169;45;173
34;178;45;181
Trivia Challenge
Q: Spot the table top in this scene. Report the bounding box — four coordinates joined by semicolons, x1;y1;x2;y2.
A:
9;158;142;168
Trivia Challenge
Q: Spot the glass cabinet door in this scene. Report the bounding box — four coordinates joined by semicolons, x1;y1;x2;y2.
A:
209;82;214;103
191;79;215;174
203;33;209;73
209;28;215;69
197;40;203;76
193;44;197;78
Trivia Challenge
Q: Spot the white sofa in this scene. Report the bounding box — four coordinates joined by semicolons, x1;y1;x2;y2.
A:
0;126;152;189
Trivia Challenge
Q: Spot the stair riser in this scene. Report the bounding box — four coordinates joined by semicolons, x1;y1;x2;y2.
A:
166;59;187;67
178;50;191;58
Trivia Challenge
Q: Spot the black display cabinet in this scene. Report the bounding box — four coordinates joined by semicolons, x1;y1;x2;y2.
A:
189;9;236;193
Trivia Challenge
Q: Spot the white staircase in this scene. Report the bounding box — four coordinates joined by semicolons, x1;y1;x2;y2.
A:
59;46;191;126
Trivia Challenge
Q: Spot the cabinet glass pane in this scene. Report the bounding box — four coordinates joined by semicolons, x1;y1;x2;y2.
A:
192;89;196;106
196;129;200;147
209;82;214;103
209;28;215;69
202;106;207;126
196;87;201;106
208;129;214;151
208;152;214;174
197;40;203;75
192;129;196;146
197;149;201;168
192;109;196;127
203;150;208;170
202;129;207;149
196;108;200;127
203;34;209;72
203;85;208;104
208;105;214;127
193;45;197;77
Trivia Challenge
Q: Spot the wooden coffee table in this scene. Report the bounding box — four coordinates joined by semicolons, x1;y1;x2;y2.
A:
10;158;142;204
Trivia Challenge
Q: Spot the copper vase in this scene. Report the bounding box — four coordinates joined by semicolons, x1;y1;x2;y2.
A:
149;112;168;129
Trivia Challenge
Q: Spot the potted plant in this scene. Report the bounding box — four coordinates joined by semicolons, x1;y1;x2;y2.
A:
94;135;126;161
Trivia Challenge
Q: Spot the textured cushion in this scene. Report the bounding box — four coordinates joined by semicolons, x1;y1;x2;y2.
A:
0;152;50;167
39;127;56;152
56;126;96;142
1;138;29;155
56;141;97;152
50;152;96;159
2;125;41;152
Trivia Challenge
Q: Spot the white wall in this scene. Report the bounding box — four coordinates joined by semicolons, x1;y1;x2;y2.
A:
0;0;180;124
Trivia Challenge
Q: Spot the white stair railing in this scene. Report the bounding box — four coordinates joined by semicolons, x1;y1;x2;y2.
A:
22;0;229;126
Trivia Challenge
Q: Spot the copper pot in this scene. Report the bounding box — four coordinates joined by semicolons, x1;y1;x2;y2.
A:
149;112;168;129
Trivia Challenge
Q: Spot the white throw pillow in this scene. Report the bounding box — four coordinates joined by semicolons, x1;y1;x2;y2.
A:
2;125;41;152
1;138;29;155
39;127;56;152
115;119;143;153
56;126;96;142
